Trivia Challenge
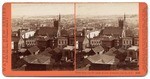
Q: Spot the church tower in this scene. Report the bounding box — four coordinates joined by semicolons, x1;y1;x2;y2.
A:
57;14;61;37
118;13;126;29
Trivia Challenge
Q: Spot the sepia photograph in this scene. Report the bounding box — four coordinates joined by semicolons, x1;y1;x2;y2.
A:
11;3;75;71
75;3;139;70
11;2;139;71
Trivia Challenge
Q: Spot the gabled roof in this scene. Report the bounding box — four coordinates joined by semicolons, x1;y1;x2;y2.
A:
87;54;101;63
100;54;115;64
24;55;50;64
87;54;116;64
37;36;50;41
18;48;27;53
128;46;139;51
53;47;61;53
117;48;125;53
61;29;68;36
105;47;117;56
63;46;74;51
38;27;58;37
102;27;123;36
92;46;104;54
40;47;52;56
28;46;39;54
15;59;28;68
125;29;134;37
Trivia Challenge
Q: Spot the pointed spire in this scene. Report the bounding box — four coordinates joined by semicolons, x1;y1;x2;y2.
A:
124;13;126;21
58;13;61;22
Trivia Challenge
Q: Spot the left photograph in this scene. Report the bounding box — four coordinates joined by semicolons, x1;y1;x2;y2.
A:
11;3;75;71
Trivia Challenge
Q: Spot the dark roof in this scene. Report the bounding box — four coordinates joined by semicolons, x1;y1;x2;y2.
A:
102;27;123;36
117;48;125;53
37;36;50;41
53;47;61;53
87;54;116;64
101;36;114;41
68;29;74;36
38;27;58;37
125;29;134;37
92;46;104;54
15;59;28;68
28;46;39;54
105;47;117;56
40;47;52;56
61;29;68;36
24;55;50;64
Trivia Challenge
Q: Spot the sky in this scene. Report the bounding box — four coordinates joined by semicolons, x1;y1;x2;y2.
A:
12;3;138;17
12;3;74;17
76;3;139;16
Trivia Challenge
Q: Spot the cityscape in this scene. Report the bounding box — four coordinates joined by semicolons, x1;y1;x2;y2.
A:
11;3;139;71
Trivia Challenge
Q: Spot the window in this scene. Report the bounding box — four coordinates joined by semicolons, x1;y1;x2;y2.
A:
130;40;132;45
126;40;128;44
62;40;64;44
59;40;61;44
65;40;67;44
124;40;126;44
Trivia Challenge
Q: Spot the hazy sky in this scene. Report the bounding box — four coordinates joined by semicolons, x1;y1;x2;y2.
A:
12;3;138;17
12;3;74;17
77;3;138;16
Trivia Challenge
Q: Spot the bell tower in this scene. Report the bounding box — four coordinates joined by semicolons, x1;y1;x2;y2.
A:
57;14;61;37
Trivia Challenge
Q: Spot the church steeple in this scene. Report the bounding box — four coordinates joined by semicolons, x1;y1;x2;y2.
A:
57;14;61;37
124;13;126;21
58;13;61;22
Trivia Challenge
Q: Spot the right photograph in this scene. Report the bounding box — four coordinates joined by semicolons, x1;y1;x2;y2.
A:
76;3;139;70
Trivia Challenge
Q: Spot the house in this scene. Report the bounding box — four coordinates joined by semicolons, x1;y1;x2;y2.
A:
100;27;124;38
63;46;74;61
92;45;104;55
90;37;102;47
101;36;115;48
68;36;74;46
87;54;119;70
51;47;62;62
18;29;28;38
57;37;68;49
121;28;135;49
28;46;40;55
133;36;139;46
76;36;89;51
21;30;36;39
87;49;95;56
122;37;133;49
126;46;139;62
68;28;75;46
60;29;69;37
40;47;52;57
25;37;37;47
99;15;127;38
18;37;25;49
104;47;117;56
36;36;50;50
37;27;58;37
23;54;52;71
18;48;31;56
115;48;127;62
